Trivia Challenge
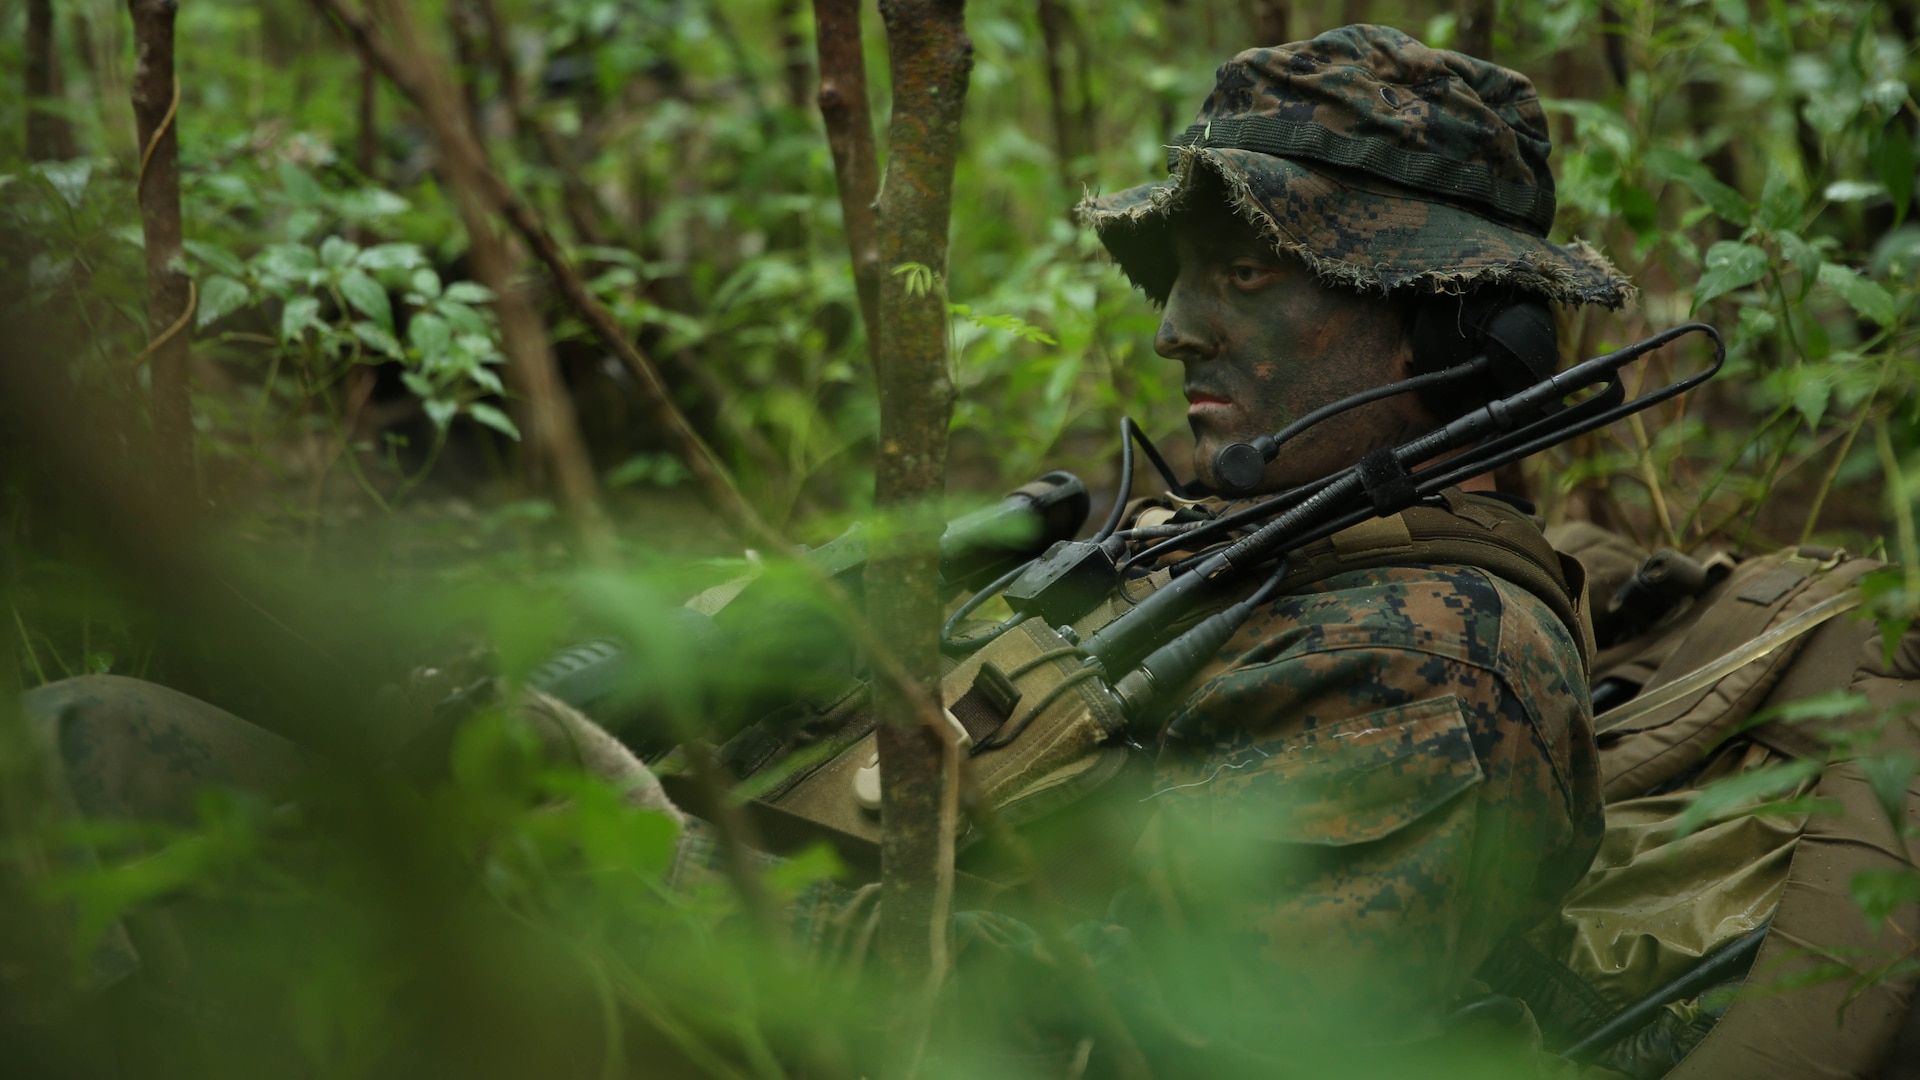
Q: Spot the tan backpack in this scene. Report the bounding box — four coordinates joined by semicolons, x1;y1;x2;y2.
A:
1532;527;1920;1078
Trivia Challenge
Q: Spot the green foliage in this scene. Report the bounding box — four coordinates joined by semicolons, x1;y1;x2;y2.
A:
5;0;1920;1073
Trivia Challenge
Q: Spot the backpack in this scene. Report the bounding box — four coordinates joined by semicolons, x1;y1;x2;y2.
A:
1516;527;1920;1078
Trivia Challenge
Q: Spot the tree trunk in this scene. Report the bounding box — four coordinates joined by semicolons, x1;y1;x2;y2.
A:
811;0;884;370
777;0;812;112
27;0;78;160
869;0;972;981
1036;0;1078;187
370;0;615;563
1244;0;1289;45
127;0;196;506
356;54;379;180
1454;0;1495;58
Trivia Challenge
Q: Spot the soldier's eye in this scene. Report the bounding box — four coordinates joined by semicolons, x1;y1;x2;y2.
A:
1229;262;1275;288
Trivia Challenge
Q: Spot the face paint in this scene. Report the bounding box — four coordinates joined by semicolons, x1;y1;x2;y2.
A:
1155;195;1431;493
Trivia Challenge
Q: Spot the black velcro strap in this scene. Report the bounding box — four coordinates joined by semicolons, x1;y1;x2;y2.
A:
950;662;1022;749
1168;116;1556;236
1358;448;1417;516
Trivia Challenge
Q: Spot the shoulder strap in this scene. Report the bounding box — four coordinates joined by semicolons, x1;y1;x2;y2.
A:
1597;547;1885;801
1276;488;1594;671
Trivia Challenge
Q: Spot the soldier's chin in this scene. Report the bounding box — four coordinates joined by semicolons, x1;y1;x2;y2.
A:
1189;436;1222;491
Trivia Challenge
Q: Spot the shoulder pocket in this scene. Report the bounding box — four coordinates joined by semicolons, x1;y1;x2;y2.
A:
1199;695;1484;846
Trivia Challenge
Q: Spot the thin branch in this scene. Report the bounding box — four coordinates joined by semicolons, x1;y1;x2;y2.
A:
1801;352;1894;545
811;0;883;369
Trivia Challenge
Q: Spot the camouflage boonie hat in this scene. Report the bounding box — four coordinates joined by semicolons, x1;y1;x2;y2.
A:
1078;25;1631;308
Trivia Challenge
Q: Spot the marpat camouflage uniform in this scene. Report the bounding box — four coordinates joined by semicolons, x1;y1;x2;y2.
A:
1112;499;1604;1045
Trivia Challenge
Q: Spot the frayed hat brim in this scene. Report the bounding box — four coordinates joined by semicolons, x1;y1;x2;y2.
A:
1077;147;1632;309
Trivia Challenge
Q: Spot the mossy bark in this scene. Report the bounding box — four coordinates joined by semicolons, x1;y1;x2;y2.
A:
868;0;973;980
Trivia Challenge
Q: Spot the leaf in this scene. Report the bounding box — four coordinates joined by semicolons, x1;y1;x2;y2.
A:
892;261;939;298
1616;180;1659;236
350;321;404;359
32;159;92;207
467;365;503;395
183;239;247;278
1872;226;1920;278
280;296;321;342
1851;867;1920;924
411;267;443;301
1823;180;1886;203
1859;752;1915;840
1872;123;1915;225
608;453;690;489
1776;230;1823;282
424;397;459;430
196;275;251;330
319;235;358;269
1693;241;1770;307
1742;688;1873;732
253;244;319;286
441;281;495;305
355;242;426;272
1818;262;1897;326
1792;368;1832;429
467;403;521;441
277;159;325;206
1673;758;1823;839
1647;148;1751;227
409;312;451;362
339;269;392;331
336;187;410;220
1757;165;1802;233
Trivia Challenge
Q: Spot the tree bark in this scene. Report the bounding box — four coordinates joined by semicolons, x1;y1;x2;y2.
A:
367;0;614;562
308;0;773;548
777;0;812;112
462;216;616;564
356;53;378;180
1036;0;1078;187
1454;0;1495;59
27;0;78;160
869;0;972;982
127;0;196;506
811;0;884;370
1244;0;1289;45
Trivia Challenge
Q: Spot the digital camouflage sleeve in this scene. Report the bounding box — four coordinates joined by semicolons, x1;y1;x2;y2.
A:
1111;561;1604;1044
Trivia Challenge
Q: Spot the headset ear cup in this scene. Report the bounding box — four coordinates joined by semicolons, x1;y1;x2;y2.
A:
1480;300;1559;394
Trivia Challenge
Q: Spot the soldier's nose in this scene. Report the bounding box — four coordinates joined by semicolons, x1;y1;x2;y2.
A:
1155;295;1218;365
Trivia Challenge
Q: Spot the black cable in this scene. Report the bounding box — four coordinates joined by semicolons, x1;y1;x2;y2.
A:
1129;475;1336;572
1128;419;1189;494
946;416;1177;655
1093;416;1139;542
1212;355;1494;493
940;561;1033;653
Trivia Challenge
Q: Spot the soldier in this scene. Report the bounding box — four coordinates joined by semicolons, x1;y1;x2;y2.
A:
977;23;1627;1058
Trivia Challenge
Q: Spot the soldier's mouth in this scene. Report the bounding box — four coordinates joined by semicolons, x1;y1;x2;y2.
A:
1185;390;1231;418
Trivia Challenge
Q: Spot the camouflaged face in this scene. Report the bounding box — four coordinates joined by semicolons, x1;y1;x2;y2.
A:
1078;24;1632;308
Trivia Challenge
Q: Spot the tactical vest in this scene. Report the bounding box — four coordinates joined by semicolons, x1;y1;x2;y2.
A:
685;488;1589;915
